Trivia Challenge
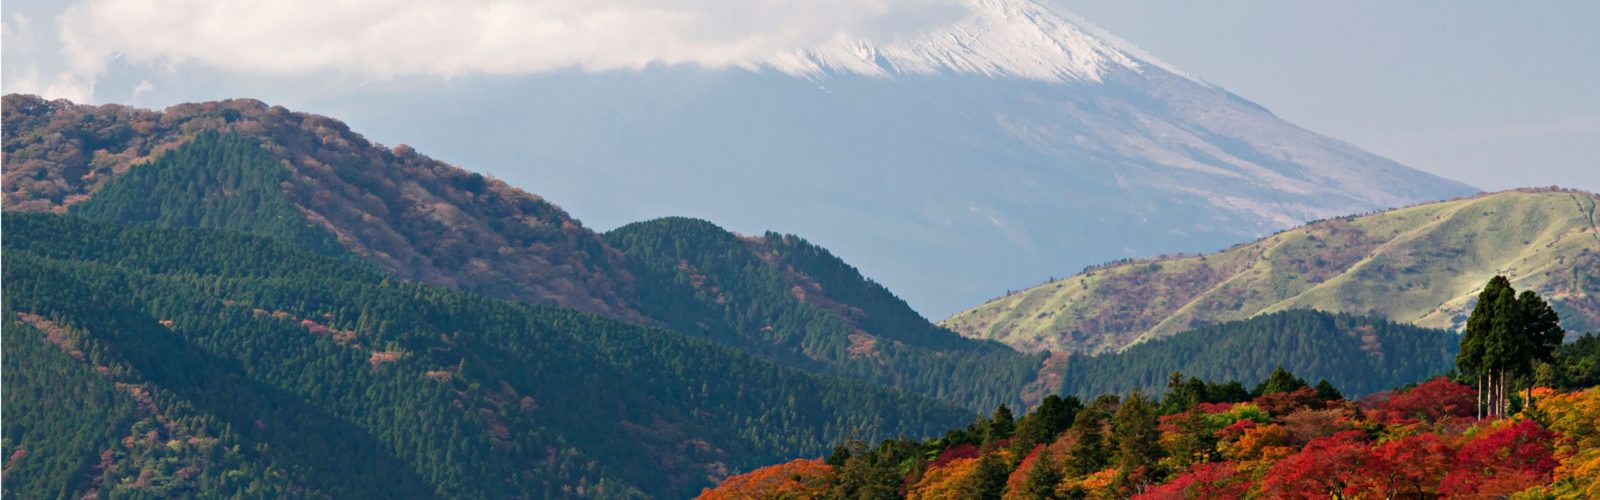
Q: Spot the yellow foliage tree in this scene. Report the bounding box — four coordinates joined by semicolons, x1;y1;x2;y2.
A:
1521;388;1600;498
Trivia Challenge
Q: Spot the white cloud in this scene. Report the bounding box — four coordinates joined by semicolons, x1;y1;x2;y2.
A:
41;0;972;101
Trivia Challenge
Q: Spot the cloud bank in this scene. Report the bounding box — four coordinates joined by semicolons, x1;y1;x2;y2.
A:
13;0;974;101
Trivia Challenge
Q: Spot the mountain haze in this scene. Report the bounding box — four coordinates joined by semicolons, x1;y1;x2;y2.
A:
312;0;1475;317
946;189;1600;355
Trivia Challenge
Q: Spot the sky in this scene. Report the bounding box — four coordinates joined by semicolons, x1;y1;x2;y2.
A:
3;0;1596;192
1059;0;1600;192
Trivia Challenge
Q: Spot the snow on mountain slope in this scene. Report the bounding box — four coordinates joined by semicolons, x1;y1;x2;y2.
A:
755;0;1139;83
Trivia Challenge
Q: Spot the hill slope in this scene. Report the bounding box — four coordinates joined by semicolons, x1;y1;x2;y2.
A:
2;94;641;320
606;218;1045;410
1;106;1049;412
946;189;1600;354
1;213;971;498
1056;310;1460;399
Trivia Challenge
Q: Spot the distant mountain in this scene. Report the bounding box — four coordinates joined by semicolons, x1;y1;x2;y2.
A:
2;213;971;498
946;189;1600;355
305;0;1476;317
606;217;1045;410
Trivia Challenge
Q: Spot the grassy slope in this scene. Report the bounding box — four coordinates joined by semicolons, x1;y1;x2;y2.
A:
944;190;1600;354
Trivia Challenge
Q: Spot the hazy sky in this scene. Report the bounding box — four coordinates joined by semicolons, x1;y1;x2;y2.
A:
1059;0;1600;192
4;0;1595;191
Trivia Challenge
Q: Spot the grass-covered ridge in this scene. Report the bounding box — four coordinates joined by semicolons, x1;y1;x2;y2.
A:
945;189;1600;354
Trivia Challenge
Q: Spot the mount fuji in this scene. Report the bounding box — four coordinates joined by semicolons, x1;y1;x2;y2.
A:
305;0;1476;317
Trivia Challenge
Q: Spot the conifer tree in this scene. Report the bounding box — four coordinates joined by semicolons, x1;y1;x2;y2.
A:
1111;390;1162;492
1065;410;1109;477
1023;450;1065;500
987;404;1016;445
1254;366;1307;396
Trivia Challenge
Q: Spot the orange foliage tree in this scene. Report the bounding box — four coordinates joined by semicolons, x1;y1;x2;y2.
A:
697;459;834;500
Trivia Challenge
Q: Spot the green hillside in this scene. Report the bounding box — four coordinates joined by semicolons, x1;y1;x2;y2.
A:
945;189;1600;354
1056;310;1460;399
3;94;642;320
1;214;971;498
606;218;1046;411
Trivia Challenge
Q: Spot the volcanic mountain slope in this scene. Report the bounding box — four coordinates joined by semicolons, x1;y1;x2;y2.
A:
320;0;1477;317
945;189;1600;355
1;94;640;320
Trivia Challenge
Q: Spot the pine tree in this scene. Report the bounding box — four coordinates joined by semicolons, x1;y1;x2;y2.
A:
973;452;1010;500
1066;410;1109;477
1313;380;1343;402
1111;390;1162;493
987;404;1016;445
1010;395;1080;455
1254;366;1307;396
1023;450;1065;500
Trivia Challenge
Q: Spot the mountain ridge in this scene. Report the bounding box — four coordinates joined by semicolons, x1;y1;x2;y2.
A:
2;94;644;320
945;188;1600;355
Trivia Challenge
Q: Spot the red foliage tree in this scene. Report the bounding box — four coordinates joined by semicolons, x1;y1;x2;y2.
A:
1440;420;1558;497
1252;387;1324;416
1260;430;1370;499
1353;433;1454;497
1134;461;1250;500
1363;377;1476;424
928;443;980;469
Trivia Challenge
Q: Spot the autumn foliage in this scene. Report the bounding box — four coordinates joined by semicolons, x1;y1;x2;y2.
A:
697;459;834;499
708;379;1599;499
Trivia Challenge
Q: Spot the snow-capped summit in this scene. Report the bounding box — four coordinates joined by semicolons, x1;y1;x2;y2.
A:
753;0;1139;83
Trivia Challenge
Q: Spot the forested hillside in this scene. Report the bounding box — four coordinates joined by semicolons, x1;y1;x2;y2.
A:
1;214;972;498
946;189;1600;354
1055;310;1460;399
2;94;641;319
606;218;1045;410
3;96;1053;412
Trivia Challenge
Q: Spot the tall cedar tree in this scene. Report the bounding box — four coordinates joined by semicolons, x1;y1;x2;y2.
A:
1457;276;1565;418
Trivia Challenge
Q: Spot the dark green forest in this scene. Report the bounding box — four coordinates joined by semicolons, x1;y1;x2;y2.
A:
1056;310;1461;398
71;131;351;258
1;213;973;498
606;217;1044;411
